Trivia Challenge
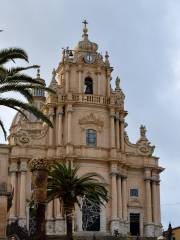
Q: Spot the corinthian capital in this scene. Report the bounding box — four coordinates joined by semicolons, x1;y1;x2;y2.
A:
29;157;49;172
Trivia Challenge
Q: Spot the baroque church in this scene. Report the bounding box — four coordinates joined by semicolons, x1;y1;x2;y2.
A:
0;21;164;237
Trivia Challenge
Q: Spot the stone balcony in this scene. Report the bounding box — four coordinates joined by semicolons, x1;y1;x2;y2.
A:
57;93;124;109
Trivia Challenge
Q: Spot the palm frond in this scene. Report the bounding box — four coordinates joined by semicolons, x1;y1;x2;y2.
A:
0;118;7;140
0;48;28;65
0;98;53;127
0;85;33;102
6;65;39;76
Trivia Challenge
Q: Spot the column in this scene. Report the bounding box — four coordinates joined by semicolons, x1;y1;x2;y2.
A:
9;162;18;219
156;181;161;224
78;65;83;93
57;106;63;146
145;179;152;223
120;115;125;152
110;109;115;149
55;198;62;219
96;69;101;95
116;114;120;149
100;202;106;232
19;160;27;226
67;104;72;144
76;199;82;232
65;65;70;94
48;107;54;146
152;180;158;224
46;201;54;235
122;177;127;221
117;175;122;220
47;201;53;219
111;172;117;219
107;71;111;97
54;198;65;235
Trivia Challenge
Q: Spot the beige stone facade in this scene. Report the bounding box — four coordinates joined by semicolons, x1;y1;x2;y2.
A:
0;22;164;237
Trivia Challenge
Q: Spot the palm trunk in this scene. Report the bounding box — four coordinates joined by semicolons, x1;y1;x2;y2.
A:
36;203;46;240
66;208;73;240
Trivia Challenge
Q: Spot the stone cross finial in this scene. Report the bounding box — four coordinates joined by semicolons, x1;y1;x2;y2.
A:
140;125;146;138
82;19;88;28
82;19;88;40
115;77;120;89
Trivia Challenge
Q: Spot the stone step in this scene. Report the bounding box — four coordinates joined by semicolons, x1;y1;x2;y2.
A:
47;236;157;240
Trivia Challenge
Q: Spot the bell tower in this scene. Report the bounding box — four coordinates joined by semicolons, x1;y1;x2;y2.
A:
56;20;112;97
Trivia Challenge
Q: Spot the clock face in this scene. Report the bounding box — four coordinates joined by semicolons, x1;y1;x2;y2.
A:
84;53;96;64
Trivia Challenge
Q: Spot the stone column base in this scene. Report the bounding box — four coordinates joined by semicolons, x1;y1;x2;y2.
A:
54;218;65;235
110;218;120;234
154;224;163;237
46;219;54;235
144;223;155;237
18;217;26;227
119;220;129;235
8;217;17;224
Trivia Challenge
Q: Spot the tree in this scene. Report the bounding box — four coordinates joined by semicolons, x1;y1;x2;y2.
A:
0;47;53;139
47;162;109;240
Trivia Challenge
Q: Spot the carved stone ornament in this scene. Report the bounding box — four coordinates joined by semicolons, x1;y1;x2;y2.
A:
136;125;155;156
79;113;104;129
20;160;28;172
28;158;49;172
12;124;48;146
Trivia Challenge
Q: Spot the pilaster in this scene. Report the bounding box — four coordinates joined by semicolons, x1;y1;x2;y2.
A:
19;160;27;227
120;115;125;152
9;162;18;221
115;113;120;149
122;176;128;221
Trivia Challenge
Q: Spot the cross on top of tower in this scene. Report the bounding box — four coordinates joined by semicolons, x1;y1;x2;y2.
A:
82;19;88;28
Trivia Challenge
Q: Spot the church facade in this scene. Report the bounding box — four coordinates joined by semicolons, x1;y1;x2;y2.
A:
0;22;164;237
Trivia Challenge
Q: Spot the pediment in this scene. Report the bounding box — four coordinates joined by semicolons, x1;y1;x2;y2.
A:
79;113;104;128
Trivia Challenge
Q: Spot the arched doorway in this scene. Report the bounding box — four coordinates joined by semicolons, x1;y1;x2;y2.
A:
82;198;100;231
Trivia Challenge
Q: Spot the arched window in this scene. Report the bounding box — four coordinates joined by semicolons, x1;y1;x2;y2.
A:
86;129;97;146
84;77;93;94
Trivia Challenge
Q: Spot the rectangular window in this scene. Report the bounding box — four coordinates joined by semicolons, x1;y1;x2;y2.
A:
130;188;139;197
86;129;97;146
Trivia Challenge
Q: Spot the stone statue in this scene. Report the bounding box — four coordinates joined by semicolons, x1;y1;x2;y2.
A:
140;125;146;138
115;77;120;89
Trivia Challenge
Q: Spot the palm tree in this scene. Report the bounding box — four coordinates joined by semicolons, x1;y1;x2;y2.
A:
47;162;109;240
0;47;53;139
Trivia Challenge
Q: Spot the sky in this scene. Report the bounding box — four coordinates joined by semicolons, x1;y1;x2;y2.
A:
1;0;180;230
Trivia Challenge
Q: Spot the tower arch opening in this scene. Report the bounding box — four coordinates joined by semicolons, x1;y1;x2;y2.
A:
84;77;93;94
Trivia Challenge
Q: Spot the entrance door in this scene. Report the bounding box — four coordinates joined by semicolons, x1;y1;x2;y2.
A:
130;213;140;236
82;199;100;231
